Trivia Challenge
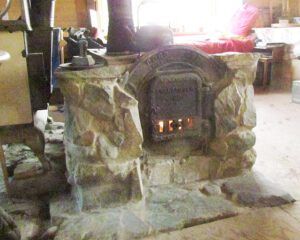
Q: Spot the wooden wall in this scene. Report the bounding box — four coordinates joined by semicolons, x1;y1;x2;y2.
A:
0;0;89;28
245;0;280;7
55;0;88;28
1;0;299;28
245;0;299;16
244;0;300;27
0;0;21;19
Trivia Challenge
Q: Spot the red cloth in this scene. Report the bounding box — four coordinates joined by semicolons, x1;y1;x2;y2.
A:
230;3;259;36
183;38;254;54
176;3;258;54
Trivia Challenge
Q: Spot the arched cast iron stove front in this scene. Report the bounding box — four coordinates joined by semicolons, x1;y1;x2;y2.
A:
149;68;214;142
125;46;229;152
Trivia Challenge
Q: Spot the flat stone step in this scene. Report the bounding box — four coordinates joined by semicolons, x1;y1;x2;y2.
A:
13;159;43;180
54;186;239;240
221;171;296;207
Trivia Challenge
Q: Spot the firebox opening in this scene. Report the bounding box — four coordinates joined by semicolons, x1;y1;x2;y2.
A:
126;46;222;156
148;70;214;146
154;117;196;138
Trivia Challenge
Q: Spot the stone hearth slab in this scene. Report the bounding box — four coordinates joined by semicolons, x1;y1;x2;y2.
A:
54;186;239;240
2;122;68;198
221;171;296;207
0;193;45;239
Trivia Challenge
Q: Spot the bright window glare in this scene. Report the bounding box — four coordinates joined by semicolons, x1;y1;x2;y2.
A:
98;0;242;35
133;0;242;33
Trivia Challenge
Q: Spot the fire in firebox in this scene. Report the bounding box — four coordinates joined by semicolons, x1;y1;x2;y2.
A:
156;118;194;134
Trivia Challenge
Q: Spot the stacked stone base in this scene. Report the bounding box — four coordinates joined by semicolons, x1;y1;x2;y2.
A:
73;184;129;210
143;150;256;187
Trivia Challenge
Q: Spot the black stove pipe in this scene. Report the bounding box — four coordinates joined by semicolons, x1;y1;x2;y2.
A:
106;0;136;54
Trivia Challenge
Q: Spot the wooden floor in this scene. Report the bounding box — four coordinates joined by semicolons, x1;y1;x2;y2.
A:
145;92;300;240
145;204;300;240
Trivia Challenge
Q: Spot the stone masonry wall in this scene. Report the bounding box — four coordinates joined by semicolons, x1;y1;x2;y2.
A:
57;67;144;211
143;53;259;186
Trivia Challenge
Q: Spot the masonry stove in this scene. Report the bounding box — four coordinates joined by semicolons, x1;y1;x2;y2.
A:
55;0;259;211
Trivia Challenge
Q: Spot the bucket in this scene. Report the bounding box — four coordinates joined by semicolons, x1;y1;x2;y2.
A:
292;80;300;104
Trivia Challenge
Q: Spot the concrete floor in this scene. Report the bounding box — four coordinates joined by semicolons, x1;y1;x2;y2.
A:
144;92;300;240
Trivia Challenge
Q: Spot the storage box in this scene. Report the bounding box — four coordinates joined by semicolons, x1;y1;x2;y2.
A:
292;59;300;80
292;80;300;104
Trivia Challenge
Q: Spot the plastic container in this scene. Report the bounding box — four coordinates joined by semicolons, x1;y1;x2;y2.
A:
292;80;300;104
292;59;300;80
293;17;300;24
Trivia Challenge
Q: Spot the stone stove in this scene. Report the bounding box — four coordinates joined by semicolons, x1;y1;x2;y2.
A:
56;46;260;211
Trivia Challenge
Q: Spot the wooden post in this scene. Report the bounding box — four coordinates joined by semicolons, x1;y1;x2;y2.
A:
86;0;96;28
269;0;273;25
0;145;10;194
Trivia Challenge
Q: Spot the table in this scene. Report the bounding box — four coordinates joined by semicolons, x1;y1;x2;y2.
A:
253;44;285;88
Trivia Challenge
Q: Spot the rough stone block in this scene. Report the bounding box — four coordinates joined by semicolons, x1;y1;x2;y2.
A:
200;182;222;196
242;148;257;169
215;84;241;137
3;144;36;172
74;130;95;147
140;203;186;233
73;182;132;211
147;157;173;186
226;127;256;154
0;207;21;240
58;79;82;106
82;83;115;120
45;122;64;144
97;134;119;160
221;171;296;207
50;194;77;226
55;208;150;240
65;142;98;178
15;216;40;240
0;194;43;218
13;159;43;180
9;169;68;199
173;156;210;184
216;157;243;178
242;86;256;128
74;163;113;185
137;186;238;234
209;139;228;157
110;131;125;147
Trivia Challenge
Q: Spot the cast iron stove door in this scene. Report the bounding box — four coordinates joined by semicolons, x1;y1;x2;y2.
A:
150;70;203;141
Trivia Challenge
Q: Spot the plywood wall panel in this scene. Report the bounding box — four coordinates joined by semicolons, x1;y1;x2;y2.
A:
55;0;88;28
0;32;33;126
0;0;89;27
245;0;281;7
